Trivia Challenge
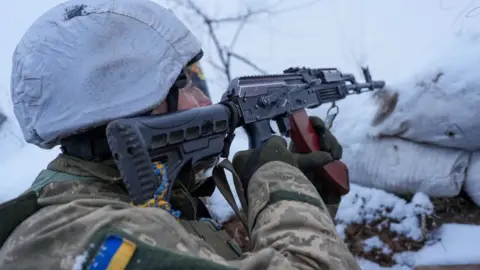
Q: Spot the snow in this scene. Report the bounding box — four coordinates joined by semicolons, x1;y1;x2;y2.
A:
72;251;89;270
0;85;59;202
1;0;480;269
339;184;480;269
392;224;480;268
371;36;480;151
336;185;433;241
363;236;392;254
412;224;480;266
358;259;411;270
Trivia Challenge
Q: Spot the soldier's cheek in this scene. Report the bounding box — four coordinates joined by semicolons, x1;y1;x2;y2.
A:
177;91;200;111
177;87;212;111
189;87;212;106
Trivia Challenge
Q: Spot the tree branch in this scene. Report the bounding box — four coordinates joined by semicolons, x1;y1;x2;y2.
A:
226;51;268;75
169;0;318;83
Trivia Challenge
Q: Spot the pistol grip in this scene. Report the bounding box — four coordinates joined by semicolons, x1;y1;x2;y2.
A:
289;110;350;196
320;161;350;196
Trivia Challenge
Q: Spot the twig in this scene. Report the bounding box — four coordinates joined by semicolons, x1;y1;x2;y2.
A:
227;51;268;74
170;0;317;82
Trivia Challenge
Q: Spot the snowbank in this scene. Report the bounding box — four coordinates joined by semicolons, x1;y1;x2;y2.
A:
373;36;480;151
342;138;467;197
370;35;480;204
305;34;480;202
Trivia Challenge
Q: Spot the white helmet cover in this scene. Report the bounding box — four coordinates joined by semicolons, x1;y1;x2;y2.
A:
11;0;202;149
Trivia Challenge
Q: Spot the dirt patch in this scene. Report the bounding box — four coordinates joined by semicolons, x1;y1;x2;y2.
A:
341;212;436;267
342;191;479;268
430;191;480;225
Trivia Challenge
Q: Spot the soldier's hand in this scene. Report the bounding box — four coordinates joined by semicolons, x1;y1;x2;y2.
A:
289;116;342;161
289;116;343;209
289;116;342;174
232;136;297;197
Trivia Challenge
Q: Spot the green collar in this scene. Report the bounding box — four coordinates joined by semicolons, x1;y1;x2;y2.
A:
47;154;121;181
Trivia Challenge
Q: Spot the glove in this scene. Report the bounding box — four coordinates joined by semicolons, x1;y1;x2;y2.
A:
289;116;342;172
289;116;342;161
232;136;297;197
289;116;343;207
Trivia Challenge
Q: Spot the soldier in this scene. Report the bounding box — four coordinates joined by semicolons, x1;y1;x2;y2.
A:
0;0;360;269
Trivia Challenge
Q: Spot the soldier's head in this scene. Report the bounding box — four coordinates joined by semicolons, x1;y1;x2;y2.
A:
11;0;211;153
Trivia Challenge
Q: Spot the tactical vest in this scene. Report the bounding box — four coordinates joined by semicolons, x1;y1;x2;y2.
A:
0;169;244;260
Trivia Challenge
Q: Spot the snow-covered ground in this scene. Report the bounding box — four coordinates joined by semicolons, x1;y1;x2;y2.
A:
1;0;480;269
337;184;480;269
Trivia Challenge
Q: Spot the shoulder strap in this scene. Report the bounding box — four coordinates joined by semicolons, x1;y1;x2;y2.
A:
0;191;41;247
211;159;248;231
29;169;98;193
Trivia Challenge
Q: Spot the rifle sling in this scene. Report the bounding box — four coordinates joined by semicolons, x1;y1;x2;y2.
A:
212;159;248;232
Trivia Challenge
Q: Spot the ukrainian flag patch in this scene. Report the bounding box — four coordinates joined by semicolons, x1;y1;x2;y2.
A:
89;235;137;270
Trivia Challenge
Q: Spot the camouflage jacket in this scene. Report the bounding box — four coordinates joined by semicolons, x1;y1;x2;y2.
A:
0;154;360;270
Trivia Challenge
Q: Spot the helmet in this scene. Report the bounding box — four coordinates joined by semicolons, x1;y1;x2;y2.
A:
11;0;202;149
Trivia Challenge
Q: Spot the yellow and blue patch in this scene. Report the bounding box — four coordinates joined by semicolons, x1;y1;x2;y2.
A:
188;62;205;80
133;162;181;219
187;62;210;98
89;235;136;270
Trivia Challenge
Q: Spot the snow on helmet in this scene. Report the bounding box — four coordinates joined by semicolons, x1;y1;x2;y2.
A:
11;0;202;149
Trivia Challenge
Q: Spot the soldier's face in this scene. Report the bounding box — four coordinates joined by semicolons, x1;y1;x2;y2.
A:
150;76;215;177
150;84;215;178
152;66;212;115
178;86;212;110
151;85;212;115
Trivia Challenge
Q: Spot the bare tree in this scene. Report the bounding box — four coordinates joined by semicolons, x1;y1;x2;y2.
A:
157;0;319;84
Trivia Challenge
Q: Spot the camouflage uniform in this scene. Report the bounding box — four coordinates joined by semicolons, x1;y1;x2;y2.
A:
0;154;360;270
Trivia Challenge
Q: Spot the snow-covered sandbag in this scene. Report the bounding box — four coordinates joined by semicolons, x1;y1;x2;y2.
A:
464;152;480;206
342;137;468;197
373;36;480;151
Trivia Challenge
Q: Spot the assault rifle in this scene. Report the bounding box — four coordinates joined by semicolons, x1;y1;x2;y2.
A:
106;67;385;205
